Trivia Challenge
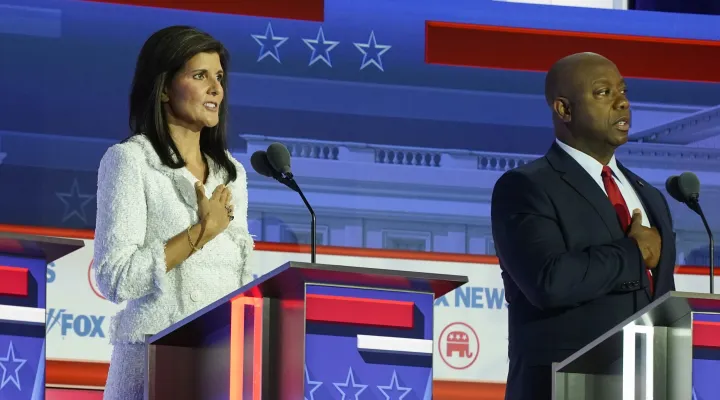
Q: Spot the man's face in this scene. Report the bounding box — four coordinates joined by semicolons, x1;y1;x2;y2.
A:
563;61;631;148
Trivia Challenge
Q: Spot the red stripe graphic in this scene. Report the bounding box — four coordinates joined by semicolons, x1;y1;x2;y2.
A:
693;320;720;349
0;266;28;296
306;294;414;328
425;22;720;83
81;0;324;22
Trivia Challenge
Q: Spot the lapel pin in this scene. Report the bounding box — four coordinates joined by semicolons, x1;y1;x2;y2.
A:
636;180;644;187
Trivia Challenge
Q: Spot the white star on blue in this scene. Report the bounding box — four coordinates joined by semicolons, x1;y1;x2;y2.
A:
353;31;392;72
377;371;412;400
0;341;26;391
333;367;367;400
302;27;340;67
251;22;289;63
56;179;95;223
304;365;322;400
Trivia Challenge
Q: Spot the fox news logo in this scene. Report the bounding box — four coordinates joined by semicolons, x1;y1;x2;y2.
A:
47;308;106;338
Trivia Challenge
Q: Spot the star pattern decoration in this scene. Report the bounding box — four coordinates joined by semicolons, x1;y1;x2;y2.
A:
302;27;340;67
304;364;322;400
353;31;392;72
251;22;289;63
56;178;95;223
0;341;26;391
447;332;468;341
333;367;367;400
377;371;412;400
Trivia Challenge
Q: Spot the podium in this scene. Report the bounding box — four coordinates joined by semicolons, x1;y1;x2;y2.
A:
0;231;84;400
145;261;467;400
552;291;720;400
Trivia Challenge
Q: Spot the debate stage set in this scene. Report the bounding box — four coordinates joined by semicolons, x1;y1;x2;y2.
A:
0;224;717;400
2;0;720;399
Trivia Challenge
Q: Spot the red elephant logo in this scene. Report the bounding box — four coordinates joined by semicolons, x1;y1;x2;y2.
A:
445;331;473;358
438;322;479;370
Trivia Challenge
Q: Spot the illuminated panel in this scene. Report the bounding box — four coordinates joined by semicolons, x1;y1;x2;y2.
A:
45;360;109;387
81;0;324;22
306;294;414;328
425;22;720;83
45;388;104;400
0;265;28;296
229;296;263;400
356;334;432;355
0;305;45;324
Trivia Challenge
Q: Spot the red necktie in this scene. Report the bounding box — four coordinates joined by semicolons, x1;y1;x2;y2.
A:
601;166;653;294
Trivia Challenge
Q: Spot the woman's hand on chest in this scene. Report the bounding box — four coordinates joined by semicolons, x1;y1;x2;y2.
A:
195;182;234;239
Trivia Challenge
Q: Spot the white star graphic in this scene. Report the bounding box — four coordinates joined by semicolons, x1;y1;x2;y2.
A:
353;31;392;72
377;371;412;400
304;365;322;400
56;179;95;223
302;26;340;67
333;367;367;400
251;22;289;63
0;341;26;391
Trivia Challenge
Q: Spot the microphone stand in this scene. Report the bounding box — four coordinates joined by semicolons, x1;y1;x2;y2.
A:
274;174;317;264
688;199;714;294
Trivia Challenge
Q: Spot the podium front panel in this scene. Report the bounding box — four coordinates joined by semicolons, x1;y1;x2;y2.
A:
690;312;720;399
0;254;47;400
304;284;434;400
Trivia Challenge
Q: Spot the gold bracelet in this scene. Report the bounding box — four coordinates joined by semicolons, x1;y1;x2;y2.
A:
187;226;202;253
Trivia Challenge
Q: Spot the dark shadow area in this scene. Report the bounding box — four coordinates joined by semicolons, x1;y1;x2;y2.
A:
630;0;720;15
359;351;432;368
693;346;720;360
0;322;45;338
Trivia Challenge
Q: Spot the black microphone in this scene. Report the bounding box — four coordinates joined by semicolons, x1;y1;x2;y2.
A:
266;142;294;179
263;143;317;264
250;151;299;193
666;172;714;294
250;150;278;178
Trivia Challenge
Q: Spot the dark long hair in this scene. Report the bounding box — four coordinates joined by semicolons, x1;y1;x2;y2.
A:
128;25;236;183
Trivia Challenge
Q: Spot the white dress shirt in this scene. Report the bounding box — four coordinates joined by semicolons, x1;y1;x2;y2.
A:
555;139;650;228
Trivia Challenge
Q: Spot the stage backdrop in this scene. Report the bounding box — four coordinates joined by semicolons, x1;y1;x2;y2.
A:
29;226;717;399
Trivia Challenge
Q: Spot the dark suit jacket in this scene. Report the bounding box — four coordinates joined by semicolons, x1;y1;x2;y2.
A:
491;143;676;400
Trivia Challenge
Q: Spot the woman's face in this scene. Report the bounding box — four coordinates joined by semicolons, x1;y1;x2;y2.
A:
163;51;224;131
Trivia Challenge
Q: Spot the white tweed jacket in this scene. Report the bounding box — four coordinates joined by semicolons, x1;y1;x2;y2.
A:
93;134;255;344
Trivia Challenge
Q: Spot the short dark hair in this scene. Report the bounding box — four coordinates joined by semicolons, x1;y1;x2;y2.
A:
128;25;236;183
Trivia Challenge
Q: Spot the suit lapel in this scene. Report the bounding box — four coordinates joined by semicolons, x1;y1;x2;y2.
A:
545;143;625;238
617;163;673;297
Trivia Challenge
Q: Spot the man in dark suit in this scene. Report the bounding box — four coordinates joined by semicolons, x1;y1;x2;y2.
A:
491;52;676;400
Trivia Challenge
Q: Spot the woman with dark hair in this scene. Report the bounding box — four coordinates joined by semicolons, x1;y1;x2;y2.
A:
93;26;254;399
